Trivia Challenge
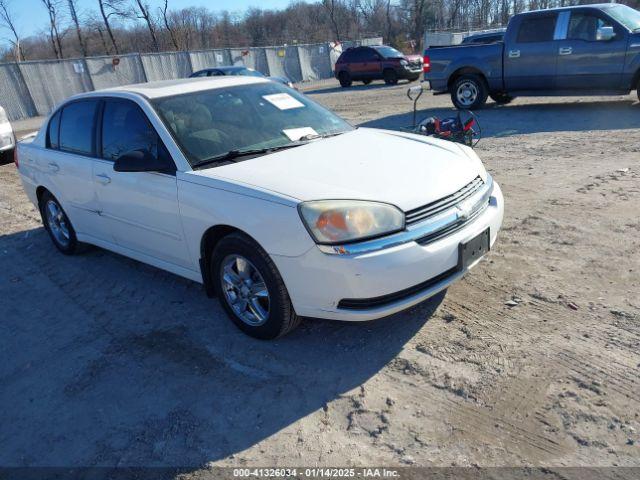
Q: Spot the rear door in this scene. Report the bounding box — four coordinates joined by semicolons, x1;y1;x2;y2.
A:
92;98;191;267
555;9;627;91
360;48;383;78
504;12;560;91
41;99;111;240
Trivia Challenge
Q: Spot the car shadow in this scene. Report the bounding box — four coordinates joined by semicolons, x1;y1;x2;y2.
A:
304;80;417;95
359;98;640;137
0;226;444;470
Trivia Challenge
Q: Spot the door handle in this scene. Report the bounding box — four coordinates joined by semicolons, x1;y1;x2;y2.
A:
47;162;59;173
95;173;111;185
508;50;520;58
559;47;572;55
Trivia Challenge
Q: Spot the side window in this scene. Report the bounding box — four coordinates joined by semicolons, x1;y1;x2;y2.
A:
101;99;161;162
59;99;99;156
516;15;558;43
192;71;208;77
350;49;365;62
363;49;380;61
568;12;611;41
47;110;61;149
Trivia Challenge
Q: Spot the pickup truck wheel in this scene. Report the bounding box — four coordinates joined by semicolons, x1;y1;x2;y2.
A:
451;74;488;110
338;71;352;88
383;69;398;85
490;93;513;105
211;232;300;339
39;191;81;255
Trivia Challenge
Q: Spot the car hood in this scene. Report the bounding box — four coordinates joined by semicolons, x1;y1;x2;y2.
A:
194;128;485;211
404;54;423;62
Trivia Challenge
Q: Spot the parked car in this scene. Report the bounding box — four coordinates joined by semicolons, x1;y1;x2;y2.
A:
0;105;15;159
460;30;505;45
190;65;294;88
335;45;423;87
423;4;640;109
15;76;503;339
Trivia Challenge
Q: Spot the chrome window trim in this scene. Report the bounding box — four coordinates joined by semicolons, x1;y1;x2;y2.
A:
318;175;494;256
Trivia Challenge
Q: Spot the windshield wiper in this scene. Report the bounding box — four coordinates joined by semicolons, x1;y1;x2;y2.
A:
192;143;305;169
297;131;347;141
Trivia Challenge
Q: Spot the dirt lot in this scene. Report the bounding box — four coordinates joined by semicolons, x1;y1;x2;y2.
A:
1;81;639;472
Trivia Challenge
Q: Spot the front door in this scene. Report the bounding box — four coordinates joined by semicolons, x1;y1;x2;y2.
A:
92;98;191;268
504;12;560;91
556;9;627;91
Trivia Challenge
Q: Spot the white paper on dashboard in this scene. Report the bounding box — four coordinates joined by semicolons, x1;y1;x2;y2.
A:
282;127;317;141
263;93;305;110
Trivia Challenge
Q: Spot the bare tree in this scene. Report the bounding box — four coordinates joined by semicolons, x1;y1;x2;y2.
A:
68;0;87;56
322;0;342;41
133;0;159;51
160;0;179;50
0;0;25;60
41;0;65;59
97;0;128;54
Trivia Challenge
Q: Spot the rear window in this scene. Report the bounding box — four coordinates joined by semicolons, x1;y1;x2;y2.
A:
59;99;99;156
47;110;61;149
516;15;557;43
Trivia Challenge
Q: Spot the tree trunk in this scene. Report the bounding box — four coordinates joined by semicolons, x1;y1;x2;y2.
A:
98;0;119;54
68;0;88;57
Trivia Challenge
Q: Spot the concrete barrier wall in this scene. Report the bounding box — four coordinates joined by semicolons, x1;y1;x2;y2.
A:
0;38;387;121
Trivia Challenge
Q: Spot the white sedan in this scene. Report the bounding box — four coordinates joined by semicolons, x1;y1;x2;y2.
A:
16;76;503;339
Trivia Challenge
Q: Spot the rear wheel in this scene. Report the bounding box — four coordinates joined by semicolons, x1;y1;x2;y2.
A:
383;69;398;85
211;232;300;339
490;92;513;105
451;74;488;110
39;191;81;255
338;71;352;88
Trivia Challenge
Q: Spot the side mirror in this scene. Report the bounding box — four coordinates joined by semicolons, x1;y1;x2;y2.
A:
114;149;173;173
596;26;615;41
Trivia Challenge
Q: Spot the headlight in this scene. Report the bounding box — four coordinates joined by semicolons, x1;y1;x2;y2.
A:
400;59;408;67
0;133;13;148
299;200;405;244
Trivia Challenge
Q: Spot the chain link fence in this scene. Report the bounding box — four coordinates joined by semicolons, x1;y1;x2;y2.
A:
0;38;383;122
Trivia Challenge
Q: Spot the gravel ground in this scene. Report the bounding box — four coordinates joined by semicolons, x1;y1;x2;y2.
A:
1;80;639;473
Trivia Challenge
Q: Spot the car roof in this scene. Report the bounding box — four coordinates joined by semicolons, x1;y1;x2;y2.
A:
79;76;269;100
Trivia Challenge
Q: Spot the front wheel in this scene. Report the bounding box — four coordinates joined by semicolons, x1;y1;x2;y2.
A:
451;74;488;110
211;233;300;339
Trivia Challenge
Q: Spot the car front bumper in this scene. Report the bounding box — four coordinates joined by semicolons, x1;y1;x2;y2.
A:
273;181;504;321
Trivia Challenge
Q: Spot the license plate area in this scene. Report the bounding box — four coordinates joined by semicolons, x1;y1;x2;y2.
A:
458;228;490;270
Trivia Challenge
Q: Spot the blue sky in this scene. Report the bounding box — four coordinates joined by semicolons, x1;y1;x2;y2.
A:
0;0;292;47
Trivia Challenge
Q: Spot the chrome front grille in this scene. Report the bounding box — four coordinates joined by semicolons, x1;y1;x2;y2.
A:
405;176;484;226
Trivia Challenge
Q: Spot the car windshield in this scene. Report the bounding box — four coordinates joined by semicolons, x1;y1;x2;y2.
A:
153;82;353;167
233;68;265;77
373;46;403;58
603;4;640;31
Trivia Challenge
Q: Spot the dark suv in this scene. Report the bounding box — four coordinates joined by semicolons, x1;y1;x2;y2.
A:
334;45;423;87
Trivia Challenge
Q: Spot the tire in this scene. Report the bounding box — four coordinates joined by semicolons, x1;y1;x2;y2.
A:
211;232;300;339
338;71;352;88
637;78;640;102
362;79;372;85
383;69;398;85
450;74;488;110
39;191;82;255
490;93;513;105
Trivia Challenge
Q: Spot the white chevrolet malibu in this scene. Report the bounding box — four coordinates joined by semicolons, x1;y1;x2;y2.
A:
16;76;503;339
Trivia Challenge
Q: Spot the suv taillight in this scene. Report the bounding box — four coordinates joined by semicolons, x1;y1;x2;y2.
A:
13;145;18;169
423;55;430;73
